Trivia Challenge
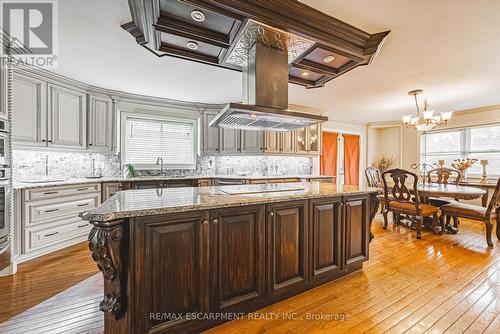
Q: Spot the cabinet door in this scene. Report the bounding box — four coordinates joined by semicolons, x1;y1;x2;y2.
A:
135;212;210;334
241;130;263;153
295;127;308;154
211;205;266;312
267;200;308;296
220;128;240;153
263;132;279;153
12;73;48;146
308;123;321;154
280;131;295;154
48;84;86;149
309;197;342;282
344;195;370;269
88;94;113;151
102;182;122;201
202;111;220;154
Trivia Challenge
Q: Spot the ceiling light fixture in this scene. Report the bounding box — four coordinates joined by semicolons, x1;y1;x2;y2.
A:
190;10;205;22
323;55;335;63
302;72;310;76
402;89;453;132
186;41;199;50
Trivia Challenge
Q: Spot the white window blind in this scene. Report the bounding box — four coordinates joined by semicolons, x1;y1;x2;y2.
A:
123;115;196;169
420;123;500;177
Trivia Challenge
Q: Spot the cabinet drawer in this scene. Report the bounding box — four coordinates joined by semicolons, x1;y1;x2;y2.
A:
25;193;100;226
25;183;101;201
25;218;92;253
268;179;285;184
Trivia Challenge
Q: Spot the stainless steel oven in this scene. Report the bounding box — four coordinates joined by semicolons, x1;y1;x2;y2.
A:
0;120;9;166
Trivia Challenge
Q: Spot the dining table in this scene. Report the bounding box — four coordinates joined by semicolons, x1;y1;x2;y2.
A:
416;183;487;234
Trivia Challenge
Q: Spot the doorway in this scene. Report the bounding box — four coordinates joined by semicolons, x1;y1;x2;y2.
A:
321;131;360;186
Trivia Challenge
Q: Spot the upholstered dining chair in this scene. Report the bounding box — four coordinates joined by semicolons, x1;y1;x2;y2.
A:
382;168;442;239
440;178;500;247
425;167;462;227
365;167;392;228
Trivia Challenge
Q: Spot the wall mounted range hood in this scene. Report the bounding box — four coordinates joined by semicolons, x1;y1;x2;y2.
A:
209;20;328;132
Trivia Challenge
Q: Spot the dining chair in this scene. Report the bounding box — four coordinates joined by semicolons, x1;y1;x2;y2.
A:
382;168;442;239
365;167;392;228
426;167;462;227
440;178;500;247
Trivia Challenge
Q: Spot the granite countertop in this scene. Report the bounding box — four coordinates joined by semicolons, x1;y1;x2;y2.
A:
13;174;336;190
80;182;378;223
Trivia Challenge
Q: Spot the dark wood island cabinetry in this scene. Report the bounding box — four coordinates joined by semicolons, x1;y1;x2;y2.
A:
82;183;378;333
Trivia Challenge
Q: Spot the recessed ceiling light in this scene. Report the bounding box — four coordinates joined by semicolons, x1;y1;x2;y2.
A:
302;72;310;76
191;10;205;22
186;41;198;50
323;55;335;63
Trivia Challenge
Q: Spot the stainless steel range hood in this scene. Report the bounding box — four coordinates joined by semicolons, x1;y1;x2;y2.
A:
210;21;328;132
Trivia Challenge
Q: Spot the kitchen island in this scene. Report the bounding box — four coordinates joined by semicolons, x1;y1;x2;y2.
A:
81;182;379;334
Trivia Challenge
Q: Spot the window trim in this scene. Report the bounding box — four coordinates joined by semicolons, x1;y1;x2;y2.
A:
420;123;500;178
120;111;198;170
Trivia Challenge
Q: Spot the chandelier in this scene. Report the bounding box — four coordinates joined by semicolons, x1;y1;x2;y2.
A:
402;89;453;132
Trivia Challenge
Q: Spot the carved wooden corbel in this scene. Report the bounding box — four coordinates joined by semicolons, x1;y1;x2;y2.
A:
88;221;127;319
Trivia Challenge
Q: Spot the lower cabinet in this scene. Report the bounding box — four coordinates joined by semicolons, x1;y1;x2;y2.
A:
309;197;342;282
267;200;308;296
135;211;211;334
210;206;266;312
130;194;372;333
343;194;370;270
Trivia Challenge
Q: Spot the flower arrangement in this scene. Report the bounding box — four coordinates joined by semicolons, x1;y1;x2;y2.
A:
451;158;477;176
373;155;397;173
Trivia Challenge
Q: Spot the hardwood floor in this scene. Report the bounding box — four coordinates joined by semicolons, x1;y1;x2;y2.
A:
0;217;498;333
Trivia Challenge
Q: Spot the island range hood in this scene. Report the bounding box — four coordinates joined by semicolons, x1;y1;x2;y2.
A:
209;21;328;132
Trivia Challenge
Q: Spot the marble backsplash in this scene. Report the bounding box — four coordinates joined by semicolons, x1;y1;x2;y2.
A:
12;150;313;181
12;150;122;180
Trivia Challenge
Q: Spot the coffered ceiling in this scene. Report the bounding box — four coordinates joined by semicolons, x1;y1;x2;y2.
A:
53;0;500;123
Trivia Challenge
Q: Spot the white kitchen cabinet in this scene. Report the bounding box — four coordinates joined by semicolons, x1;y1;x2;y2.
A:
19;183;101;262
48;84;87;149
88;93;113;151
241;130;263;153
202;110;220;154
264;132;280;153
12;73;48;146
280;131;295;154
220;128;240;154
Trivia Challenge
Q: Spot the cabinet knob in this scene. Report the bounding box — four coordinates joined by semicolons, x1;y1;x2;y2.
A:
41;139;46;143
203;220;208;225
213;219;219;224
89;143;93;146
269;212;274;216
48;140;53;143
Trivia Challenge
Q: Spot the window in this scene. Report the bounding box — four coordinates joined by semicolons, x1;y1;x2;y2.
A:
420;124;500;177
122;113;197;169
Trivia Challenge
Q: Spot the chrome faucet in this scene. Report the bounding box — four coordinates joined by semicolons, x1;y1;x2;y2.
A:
156;157;164;176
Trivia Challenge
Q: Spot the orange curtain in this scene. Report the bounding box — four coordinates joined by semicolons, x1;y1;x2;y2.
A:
344;134;360;186
321;132;338;177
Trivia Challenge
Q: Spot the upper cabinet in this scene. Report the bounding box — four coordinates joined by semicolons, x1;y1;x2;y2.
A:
200;111;322;156
295;124;322;155
13;73;48;147
87;93;114;151
48;84;87;149
202;111;220;154
280;131;295;154
220;128;240;154
241;130;263;153
12;70;115;152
